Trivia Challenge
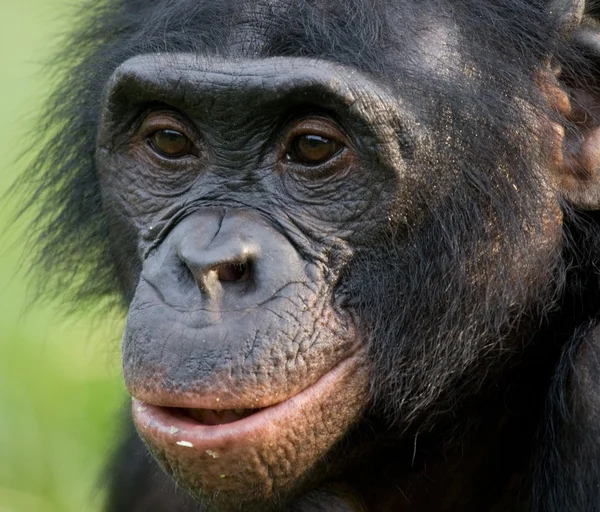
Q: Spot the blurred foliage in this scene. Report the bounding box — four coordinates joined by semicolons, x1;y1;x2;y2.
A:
0;2;126;511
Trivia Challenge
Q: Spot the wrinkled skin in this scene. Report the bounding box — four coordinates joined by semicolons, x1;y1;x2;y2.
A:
99;56;399;510
99;51;561;510
25;0;600;511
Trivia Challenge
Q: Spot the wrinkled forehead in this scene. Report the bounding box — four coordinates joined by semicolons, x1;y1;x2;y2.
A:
102;54;397;116
98;54;409;160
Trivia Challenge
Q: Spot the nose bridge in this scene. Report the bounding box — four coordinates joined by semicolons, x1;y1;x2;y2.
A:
178;214;258;273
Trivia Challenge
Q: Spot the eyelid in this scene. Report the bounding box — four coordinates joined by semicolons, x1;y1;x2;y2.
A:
135;108;201;145
140;114;191;136
285;116;345;139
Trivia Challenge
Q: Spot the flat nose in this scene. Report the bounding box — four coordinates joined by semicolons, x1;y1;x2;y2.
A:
142;210;305;312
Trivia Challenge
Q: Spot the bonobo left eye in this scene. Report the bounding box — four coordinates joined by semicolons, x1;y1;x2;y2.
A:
282;117;348;171
289;134;343;165
150;129;193;158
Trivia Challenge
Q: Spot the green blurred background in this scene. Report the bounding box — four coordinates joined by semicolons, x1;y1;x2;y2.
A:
0;2;126;511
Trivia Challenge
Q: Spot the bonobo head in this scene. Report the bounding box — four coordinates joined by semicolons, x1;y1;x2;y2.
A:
96;48;563;508
98;56;407;508
30;0;600;510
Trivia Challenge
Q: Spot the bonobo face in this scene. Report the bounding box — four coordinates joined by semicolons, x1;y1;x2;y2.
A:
97;55;408;508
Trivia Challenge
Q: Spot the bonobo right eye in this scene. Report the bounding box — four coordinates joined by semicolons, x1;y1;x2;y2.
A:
149;129;193;158
136;110;199;161
289;134;343;166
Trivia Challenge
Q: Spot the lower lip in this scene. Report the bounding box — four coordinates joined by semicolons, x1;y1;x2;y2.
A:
132;355;359;449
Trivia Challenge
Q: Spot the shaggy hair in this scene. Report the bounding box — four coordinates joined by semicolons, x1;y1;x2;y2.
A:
19;1;600;510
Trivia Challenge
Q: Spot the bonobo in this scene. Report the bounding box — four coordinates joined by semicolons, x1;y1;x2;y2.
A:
25;0;600;510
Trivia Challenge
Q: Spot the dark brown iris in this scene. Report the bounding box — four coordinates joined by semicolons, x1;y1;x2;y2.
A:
150;129;192;158
290;134;342;165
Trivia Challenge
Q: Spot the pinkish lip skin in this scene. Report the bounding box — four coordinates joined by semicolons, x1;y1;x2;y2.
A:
132;354;361;450
131;353;368;502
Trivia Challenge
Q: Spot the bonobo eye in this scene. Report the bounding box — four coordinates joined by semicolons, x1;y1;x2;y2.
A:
282;117;348;171
289;134;342;165
149;129;193;158
135;110;199;163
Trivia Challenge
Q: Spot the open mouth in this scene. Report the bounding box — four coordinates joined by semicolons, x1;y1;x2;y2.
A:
179;407;260;425
130;354;367;501
131;354;362;448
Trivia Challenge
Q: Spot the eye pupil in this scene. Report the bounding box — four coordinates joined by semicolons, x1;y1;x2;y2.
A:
151;129;191;157
293;135;340;165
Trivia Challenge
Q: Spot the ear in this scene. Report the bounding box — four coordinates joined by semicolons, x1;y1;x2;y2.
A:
544;0;600;210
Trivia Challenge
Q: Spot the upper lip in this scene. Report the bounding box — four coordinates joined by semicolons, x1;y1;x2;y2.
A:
128;355;360;412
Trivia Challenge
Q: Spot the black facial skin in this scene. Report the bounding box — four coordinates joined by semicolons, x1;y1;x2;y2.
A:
98;57;399;509
22;0;600;511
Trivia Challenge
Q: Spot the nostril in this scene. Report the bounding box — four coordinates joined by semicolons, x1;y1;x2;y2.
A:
216;262;251;283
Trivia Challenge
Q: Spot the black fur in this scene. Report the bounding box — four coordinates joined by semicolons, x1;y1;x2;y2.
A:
21;0;600;510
